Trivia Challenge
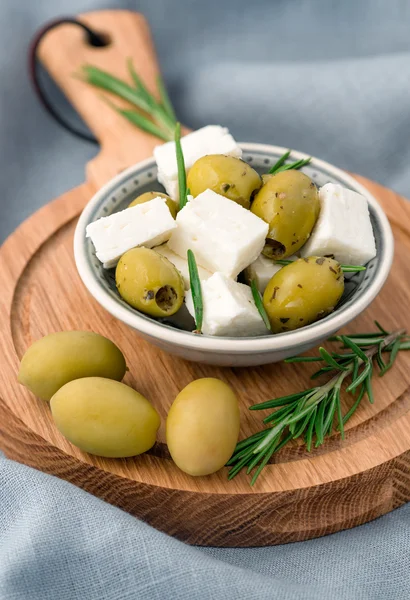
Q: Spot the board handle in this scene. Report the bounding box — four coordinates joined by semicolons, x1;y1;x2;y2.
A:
38;10;167;190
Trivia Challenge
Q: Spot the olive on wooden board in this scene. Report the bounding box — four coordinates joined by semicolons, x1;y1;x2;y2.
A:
17;331;126;401
263;256;345;332
116;247;184;317
251;170;320;258
187;155;262;209
166;378;240;476
50;377;160;458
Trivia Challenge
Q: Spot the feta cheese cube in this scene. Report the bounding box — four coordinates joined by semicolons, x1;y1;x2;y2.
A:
168;190;269;279
154;125;242;200
155;243;213;290
86;197;176;268
301;183;376;265
185;272;268;337
244;254;298;294
161;179;179;203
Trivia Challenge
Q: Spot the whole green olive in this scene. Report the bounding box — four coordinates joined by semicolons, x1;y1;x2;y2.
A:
251;170;320;259
129;191;177;219
166;378;240;476
263;257;344;333
187;155;262;209
51;377;160;457
17;331;126;401
116;247;184;317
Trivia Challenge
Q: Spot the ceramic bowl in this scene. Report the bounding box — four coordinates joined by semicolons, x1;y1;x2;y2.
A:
74;143;394;367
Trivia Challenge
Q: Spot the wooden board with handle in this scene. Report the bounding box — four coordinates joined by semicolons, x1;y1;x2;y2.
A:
1;10;410;547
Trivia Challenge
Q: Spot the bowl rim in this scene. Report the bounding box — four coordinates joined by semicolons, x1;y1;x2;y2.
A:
74;142;394;354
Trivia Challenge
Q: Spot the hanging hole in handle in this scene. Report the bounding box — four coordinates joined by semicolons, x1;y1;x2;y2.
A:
29;17;113;144
86;31;112;48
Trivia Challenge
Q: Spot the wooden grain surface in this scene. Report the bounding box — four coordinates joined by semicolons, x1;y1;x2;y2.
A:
0;10;410;546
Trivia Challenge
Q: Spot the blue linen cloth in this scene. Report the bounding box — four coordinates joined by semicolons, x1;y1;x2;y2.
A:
1;456;410;600
1;0;410;597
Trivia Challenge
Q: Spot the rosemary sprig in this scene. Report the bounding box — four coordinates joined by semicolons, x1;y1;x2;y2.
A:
127;58;156;109
227;322;409;485
250;280;271;331
78;62;177;141
274;259;366;273
101;96;172;141
187;250;203;333
268;150;312;175
174;123;188;210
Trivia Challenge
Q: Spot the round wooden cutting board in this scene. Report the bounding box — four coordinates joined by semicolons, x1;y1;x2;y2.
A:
1;10;410;547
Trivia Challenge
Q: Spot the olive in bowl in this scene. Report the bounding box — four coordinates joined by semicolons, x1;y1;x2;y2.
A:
187;154;261;209
116;247;184;318
251;170;320;259
263;257;345;333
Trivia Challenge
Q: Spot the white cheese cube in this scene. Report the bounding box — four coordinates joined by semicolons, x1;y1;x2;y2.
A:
86;197;176;268
155;243;213;290
168;190;269;279
244;254;298;294
301;183;376;265
162;180;179;203
185;272;268;337
154;125;242;200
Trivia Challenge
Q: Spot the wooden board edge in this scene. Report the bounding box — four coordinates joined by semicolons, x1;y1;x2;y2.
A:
0;392;408;547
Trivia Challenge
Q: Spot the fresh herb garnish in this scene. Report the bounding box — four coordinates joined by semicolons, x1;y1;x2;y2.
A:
274;259;366;273
174;123;188;210
227;322;409;485
187;250;203;333
268;149;311;175
337;265;366;273
250;280;271;331
77;61;177;141
101;97;173;141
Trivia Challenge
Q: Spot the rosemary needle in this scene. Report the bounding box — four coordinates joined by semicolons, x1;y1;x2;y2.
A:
227;322;409;485
274;259;366;273
187;250;203;333
268;150;291;174
126;59;176;133
174;123;188;210
127;58;156;108
250;280;271;331
100;96;171;142
268;150;311;175
156;74;177;122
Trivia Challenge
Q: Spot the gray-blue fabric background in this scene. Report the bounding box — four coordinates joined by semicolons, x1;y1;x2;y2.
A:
1;1;410;598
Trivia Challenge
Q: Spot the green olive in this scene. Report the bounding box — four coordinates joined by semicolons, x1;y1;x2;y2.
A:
17;331;126;401
187;155;262;209
251;170;320;259
129;191;177;219
263;257;345;333
51;377;160;457
166;378;240;476
116;247;184;317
